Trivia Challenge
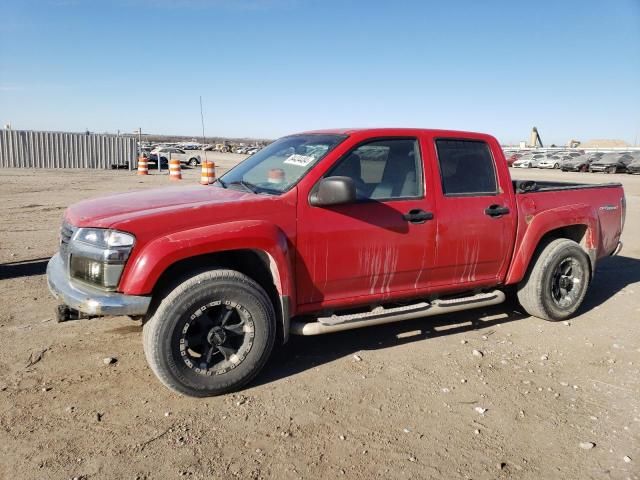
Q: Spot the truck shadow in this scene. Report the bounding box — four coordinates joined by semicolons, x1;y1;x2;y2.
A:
579;254;640;313
255;254;640;388
255;301;528;388
0;257;50;280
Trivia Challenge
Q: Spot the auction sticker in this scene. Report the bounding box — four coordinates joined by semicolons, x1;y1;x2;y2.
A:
284;154;315;167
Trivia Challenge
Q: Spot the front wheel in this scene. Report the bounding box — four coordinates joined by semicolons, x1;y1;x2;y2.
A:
188;158;199;167
143;270;276;397
517;239;590;321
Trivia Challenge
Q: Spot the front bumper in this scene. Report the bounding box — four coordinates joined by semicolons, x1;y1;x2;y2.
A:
47;253;151;316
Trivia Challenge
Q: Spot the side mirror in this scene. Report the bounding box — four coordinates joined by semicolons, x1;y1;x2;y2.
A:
310;176;356;206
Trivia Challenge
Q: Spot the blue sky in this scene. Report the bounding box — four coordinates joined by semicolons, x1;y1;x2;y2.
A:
1;0;639;144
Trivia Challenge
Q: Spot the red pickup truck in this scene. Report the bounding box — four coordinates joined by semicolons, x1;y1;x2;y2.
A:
47;128;626;397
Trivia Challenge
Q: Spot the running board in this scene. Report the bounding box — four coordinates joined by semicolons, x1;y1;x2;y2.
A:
290;290;506;336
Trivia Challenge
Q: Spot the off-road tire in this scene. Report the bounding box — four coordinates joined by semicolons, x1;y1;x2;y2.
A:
143;269;276;397
517;238;590;321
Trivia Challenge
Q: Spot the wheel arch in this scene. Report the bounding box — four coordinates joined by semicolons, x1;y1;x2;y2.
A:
506;207;599;286
144;249;291;344
120;221;295;342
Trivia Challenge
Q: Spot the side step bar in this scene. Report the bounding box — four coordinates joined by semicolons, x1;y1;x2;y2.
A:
290;290;506;336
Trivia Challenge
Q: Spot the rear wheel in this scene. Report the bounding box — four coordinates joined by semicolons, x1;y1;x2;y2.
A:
188;158;199;167
143;269;276;397
517;239;590;321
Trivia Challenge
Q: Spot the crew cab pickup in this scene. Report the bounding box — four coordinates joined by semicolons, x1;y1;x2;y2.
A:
47;128;626;397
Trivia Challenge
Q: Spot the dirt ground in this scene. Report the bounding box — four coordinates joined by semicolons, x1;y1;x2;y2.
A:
0;157;638;480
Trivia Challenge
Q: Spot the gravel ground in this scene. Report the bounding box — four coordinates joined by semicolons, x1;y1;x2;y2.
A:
0;159;638;480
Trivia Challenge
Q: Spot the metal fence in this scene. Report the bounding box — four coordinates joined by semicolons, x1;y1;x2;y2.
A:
0;130;137;169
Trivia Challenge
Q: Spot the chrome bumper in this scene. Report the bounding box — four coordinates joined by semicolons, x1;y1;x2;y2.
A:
46;253;151;316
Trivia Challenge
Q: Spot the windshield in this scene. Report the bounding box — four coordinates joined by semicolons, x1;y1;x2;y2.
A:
218;134;347;194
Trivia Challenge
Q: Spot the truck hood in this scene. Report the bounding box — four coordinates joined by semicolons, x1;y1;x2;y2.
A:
65;185;256;228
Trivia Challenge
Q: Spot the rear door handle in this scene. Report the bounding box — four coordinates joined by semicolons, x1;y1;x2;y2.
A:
485;204;510;217
403;209;434;224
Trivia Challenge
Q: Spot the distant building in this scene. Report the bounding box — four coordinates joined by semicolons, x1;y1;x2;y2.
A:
580;139;629;148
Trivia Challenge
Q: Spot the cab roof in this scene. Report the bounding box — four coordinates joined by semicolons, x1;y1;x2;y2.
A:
299;127;494;140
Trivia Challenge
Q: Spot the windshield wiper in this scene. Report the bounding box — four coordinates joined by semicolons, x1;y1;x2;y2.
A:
228;180;259;194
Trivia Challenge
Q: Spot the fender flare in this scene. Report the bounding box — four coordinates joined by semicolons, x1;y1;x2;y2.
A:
505;204;600;285
119;220;294;305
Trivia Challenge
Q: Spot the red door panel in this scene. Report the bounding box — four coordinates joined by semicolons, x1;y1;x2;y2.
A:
295;136;436;311
427;136;516;289
295;199;436;306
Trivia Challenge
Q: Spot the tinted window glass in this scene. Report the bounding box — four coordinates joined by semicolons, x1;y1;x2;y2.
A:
327;139;422;200
436;140;497;195
220;134;346;194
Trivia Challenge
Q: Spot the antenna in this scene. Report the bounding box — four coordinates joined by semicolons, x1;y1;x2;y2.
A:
200;96;208;163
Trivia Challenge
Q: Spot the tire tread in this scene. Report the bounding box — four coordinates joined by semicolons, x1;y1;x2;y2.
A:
517;238;590;322
143;269;275;397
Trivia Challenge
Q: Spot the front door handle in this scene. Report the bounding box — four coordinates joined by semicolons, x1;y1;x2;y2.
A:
403;209;434;224
485;204;510;217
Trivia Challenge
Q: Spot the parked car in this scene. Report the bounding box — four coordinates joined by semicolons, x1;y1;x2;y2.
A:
587;152;605;161
536;154;563;169
512;153;544;168
626;160;640;174
504;152;523;166
626;155;640;174
47;128;625;397
561;154;592;172
138;147;152;158
589;152;635;173
149;147;201;166
144;156;168;167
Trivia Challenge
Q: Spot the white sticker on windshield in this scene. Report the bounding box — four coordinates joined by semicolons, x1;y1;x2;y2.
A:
284;154;315;167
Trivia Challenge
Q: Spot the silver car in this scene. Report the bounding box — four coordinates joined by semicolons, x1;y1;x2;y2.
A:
149;147;202;166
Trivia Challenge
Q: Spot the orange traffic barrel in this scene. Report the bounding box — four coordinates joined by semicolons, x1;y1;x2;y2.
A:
137;156;148;175
200;160;216;185
169;159;182;180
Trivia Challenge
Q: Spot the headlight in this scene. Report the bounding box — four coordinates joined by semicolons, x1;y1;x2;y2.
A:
69;228;135;290
75;228;135;248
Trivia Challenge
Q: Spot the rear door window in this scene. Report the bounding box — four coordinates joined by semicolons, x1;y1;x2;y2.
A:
435;139;497;196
